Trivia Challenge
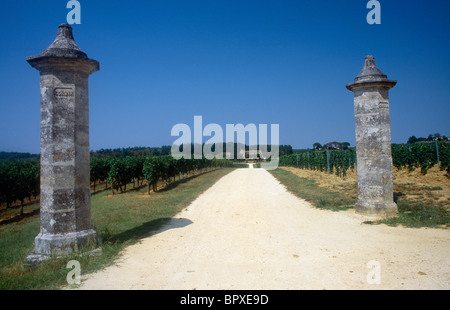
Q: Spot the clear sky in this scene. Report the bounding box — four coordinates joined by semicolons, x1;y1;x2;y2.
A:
0;0;449;153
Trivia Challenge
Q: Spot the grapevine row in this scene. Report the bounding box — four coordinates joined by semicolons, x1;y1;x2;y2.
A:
391;142;449;174
279;142;450;177
0;155;233;211
279;148;356;178
0;160;40;214
92;155;233;195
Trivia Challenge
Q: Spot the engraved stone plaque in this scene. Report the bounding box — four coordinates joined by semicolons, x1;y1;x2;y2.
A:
54;86;75;101
379;101;389;110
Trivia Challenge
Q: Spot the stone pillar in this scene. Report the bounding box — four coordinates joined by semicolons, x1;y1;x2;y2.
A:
25;24;99;264
346;56;398;218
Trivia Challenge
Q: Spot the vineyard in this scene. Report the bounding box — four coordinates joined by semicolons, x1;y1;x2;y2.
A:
0;160;39;215
0;155;233;214
280;148;357;178
1;142;449;214
280;142;450;177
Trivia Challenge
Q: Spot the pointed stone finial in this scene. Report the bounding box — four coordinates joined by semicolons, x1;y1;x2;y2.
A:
346;55;396;91
26;24;99;74
354;55;387;82
41;23;87;59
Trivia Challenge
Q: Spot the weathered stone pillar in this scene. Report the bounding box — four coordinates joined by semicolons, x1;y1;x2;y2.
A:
346;56;398;218
25;24;99;264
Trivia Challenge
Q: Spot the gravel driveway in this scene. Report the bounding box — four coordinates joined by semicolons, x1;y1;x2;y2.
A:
77;168;450;290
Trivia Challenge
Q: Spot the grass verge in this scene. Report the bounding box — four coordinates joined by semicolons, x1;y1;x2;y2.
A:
269;168;355;211
271;168;449;229
374;201;449;228
0;167;235;290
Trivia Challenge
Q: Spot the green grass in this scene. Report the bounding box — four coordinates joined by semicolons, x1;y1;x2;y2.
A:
270;168;449;229
420;186;443;191
375;201;450;228
269;168;355;212
0;167;235;290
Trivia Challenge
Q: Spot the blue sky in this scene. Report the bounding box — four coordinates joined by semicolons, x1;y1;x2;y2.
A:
0;0;449;153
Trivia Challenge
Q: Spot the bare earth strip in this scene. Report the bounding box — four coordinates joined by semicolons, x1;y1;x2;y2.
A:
77;168;450;290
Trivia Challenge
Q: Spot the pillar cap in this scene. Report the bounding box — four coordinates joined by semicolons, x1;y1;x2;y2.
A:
31;24;88;59
26;24;99;74
346;55;396;91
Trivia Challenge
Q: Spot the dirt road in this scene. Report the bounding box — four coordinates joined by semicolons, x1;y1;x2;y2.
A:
77;168;450;290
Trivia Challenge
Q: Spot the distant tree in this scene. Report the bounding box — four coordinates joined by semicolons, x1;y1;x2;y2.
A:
282;145;293;156
341;142;350;150
313;142;322;150
161;145;171;155
407;136;418;144
278;145;293;156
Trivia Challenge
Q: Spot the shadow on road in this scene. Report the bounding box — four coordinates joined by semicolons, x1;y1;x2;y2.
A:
109;218;193;244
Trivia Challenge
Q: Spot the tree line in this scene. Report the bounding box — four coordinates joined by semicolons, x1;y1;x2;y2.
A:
91;143;294;159
0;152;39;163
91;146;172;158
407;133;448;144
